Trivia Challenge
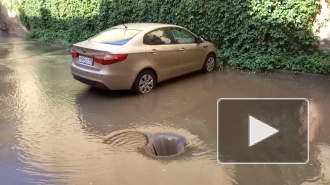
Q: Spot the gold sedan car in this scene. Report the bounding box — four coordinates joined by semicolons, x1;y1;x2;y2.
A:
71;23;217;94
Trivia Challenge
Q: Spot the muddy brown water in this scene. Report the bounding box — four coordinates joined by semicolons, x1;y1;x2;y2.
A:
1;32;330;184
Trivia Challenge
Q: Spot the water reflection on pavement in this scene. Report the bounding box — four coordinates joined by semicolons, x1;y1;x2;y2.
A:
1;32;330;184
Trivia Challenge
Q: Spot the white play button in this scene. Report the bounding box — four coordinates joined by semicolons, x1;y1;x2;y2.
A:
218;99;308;163
249;116;279;147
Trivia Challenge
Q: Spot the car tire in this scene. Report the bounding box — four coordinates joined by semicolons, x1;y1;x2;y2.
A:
202;54;216;73
133;70;156;95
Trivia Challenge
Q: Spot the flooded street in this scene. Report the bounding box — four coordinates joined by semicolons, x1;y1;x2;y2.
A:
1;32;330;185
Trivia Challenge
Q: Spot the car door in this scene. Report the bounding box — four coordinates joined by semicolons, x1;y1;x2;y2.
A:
170;28;205;73
145;28;178;78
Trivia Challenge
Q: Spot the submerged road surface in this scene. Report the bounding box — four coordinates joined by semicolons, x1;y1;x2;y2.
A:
1;32;330;184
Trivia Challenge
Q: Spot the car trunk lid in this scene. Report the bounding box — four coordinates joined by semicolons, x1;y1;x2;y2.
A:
72;41;122;71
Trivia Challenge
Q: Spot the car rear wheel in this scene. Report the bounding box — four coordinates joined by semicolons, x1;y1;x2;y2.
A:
202;54;216;73
134;70;156;94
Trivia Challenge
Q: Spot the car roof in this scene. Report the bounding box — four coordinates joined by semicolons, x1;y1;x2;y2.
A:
112;23;180;31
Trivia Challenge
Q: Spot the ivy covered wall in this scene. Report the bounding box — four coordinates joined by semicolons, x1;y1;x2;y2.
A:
2;0;330;74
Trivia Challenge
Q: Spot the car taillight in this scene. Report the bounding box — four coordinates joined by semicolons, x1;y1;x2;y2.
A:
93;54;128;65
71;49;79;58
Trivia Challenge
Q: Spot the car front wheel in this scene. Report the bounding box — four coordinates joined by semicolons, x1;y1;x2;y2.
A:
202;54;216;73
133;70;156;94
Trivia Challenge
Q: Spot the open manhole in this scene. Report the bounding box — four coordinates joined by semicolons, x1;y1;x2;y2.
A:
144;133;186;157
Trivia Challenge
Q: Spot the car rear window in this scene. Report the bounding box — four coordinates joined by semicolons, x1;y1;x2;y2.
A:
89;28;141;45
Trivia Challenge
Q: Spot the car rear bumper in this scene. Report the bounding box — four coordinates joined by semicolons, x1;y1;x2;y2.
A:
71;62;136;90
73;75;109;89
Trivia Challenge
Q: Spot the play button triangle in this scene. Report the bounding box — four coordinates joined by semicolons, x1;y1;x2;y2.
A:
249;116;279;147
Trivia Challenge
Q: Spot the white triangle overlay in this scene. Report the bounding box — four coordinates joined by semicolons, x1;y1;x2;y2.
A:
249;116;279;147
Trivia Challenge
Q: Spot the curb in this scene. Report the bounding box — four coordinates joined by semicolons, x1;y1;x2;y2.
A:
271;69;330;80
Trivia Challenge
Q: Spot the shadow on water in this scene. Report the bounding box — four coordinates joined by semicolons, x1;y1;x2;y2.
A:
74;70;217;134
86;87;132;98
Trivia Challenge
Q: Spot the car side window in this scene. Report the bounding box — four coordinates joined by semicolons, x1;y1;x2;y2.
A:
144;29;172;45
171;28;196;44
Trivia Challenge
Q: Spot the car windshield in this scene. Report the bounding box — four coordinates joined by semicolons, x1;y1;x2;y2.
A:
89;28;141;45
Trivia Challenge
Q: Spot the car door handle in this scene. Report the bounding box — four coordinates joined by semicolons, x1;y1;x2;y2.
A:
150;49;157;54
179;48;186;52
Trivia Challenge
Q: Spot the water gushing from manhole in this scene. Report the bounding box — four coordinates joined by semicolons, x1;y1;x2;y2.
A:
144;133;186;157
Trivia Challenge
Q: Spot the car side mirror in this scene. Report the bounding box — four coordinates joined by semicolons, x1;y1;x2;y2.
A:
196;36;204;44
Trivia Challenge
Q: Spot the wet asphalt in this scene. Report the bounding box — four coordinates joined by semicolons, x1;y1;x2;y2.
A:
1;32;330;184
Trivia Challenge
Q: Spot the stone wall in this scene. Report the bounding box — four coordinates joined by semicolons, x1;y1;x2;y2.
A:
0;2;28;37
313;0;330;52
